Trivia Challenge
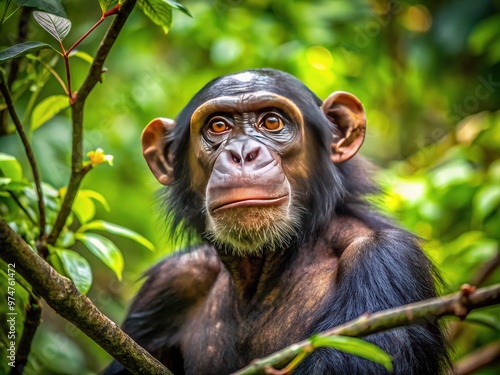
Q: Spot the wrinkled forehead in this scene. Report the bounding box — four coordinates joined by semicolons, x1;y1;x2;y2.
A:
190;90;305;132
207;71;284;97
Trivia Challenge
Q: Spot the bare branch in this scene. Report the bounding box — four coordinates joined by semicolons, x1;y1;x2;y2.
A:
454;340;500;375
0;218;172;375
448;249;500;342
0;71;46;245
471;251;500;287
233;284;500;375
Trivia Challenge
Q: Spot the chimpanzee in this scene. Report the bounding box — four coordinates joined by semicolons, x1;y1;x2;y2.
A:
106;69;448;374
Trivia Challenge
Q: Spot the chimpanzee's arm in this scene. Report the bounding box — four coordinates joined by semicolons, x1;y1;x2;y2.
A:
296;229;448;375
104;244;220;375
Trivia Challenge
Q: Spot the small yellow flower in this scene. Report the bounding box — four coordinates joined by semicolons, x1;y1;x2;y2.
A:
87;148;114;167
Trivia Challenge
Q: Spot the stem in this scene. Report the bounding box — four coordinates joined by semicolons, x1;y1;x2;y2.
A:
66;4;121;55
0;0;12;26
7;191;36;224
59;40;72;101
11;294;42;374
47;0;137;245
37;58;69;95
47;166;91;245
0;72;46;242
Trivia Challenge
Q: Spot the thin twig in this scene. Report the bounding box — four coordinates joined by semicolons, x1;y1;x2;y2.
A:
0;72;46;244
37;57;69;95
471;251;500;287
59;40;72;101
454;340;500;375
7;190;36;224
448;249;500;342
66;5;120;55
47;0;136;245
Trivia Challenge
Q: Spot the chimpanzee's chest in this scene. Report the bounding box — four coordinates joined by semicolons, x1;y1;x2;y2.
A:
179;264;336;375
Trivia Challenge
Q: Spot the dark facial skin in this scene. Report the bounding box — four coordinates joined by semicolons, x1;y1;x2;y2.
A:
189;90;307;253
106;69;448;375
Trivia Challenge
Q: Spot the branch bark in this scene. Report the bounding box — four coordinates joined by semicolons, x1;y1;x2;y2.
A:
233;284;500;375
0;218;172;375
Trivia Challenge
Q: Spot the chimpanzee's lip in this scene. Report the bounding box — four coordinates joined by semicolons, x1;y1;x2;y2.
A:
212;195;289;212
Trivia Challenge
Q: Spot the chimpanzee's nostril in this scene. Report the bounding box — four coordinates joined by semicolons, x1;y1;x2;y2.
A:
230;151;241;164
245;148;259;163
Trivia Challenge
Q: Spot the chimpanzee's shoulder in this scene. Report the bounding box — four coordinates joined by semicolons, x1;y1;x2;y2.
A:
132;244;221;308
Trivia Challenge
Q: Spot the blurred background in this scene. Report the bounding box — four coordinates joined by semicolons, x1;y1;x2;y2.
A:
0;0;499;373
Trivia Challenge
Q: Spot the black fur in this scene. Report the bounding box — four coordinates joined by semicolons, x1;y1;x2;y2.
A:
105;69;448;375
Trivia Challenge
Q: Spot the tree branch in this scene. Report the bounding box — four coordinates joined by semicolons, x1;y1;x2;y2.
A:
233;284;500;375
454;340;500;375
471;250;500;287
0;218;172;375
47;0;137;245
448;249;500;342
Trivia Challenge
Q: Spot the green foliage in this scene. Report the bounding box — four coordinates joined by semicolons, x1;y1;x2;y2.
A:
98;0;119;13
31;94;69;130
75;232;124;281
138;0;173;34
311;335;393;372
32;11;71;41
16;0;66;17
0;153;22;180
78;220;155;251
0;41;57;63
49;246;93;294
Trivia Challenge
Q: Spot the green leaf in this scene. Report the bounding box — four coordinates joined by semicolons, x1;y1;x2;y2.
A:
138;0;173;34
0;177;11;187
31;95;69;131
16;0;67;17
474;184;500;222
79;220;155;251
80;189;111;211
464;311;500;332
98;0;118;13
51;247;93;294
0;41;58;63
312;335;393;372
76;232;124;280
68;50;94;64
33;11;71;41
468;15;500;55
164;0;192;17
72;193;96;224
58;230;76;248
0;153;22;180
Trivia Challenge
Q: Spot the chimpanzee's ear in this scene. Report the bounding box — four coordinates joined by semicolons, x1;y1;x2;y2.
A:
321;91;366;163
142;118;175;185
